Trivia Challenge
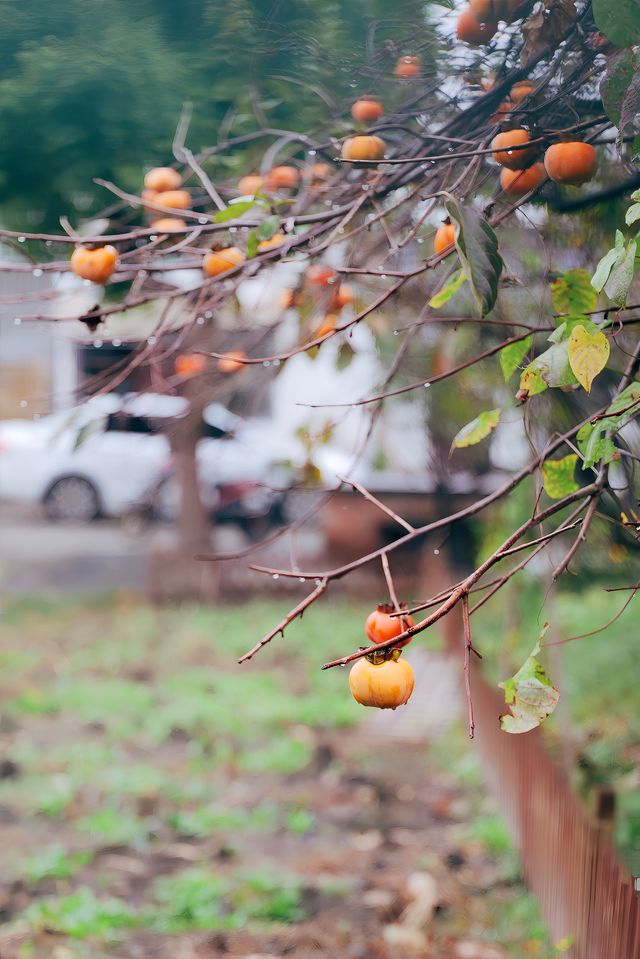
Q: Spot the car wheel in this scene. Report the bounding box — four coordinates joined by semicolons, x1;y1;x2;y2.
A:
43;476;101;522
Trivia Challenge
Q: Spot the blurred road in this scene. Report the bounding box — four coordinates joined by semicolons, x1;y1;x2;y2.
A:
0;501;153;594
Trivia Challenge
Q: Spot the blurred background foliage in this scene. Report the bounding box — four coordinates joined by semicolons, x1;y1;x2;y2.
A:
0;0;434;230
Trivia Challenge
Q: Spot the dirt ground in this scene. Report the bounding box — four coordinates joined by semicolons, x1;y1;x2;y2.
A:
0;597;550;959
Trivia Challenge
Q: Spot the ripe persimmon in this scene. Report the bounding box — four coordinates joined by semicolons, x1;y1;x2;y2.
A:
469;0;507;19
175;353;207;377
150;218;187;232
70;245;118;284
307;265;337;287
203;247;245;277
365;603;415;648
333;283;354;309
456;9;498;45
543;142;598;185
265;166;299;190
349;655;415;709
491;129;536;170
314;314;337;338
434;222;456;254
257;232;285;252
217;350;247;374
154;189;191;210
510;80;535;103
395;55;420;78
499;163;546;195
351;98;384;124
341;135;386;161
311;162;331;180
144;167;182;192
238;174;263;196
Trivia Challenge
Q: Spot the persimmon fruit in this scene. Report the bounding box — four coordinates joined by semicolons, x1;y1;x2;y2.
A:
499;163;546;195
203;247;245;277
349;656;415;709
150;218;187;232
491;129;536;170
543;142;598;186
341;135;386;161
456;10;498;45
154;189;191;210
238;174;263;196
307;265;337;287
314;314;337;339
175;353;207;377
257;232;286;252
70;245;118;284
351;98;384;124
144;167;182;192
333;283;354;309
510;80;535;103
395;56;420;78
217;350;247;374
434;222;456;255
365;603;415;648
265;166;299;190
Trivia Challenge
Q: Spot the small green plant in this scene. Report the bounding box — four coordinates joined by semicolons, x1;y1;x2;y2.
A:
149;868;229;931
22;844;91;883
23;887;137;940
76;808;153;848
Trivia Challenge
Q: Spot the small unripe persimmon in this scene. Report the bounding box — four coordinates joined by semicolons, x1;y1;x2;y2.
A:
434;222;456;255
70;246;118;284
543;142;598;186
349;656;415;709
154;189;192;210
491;129;536;170
265;166;299;190
456;9;498;45
499;163;546;195
238;174;263;196
341;135;386;162
351;98;384;124
395;56;420;78
203;247;245;277
144;167;183;192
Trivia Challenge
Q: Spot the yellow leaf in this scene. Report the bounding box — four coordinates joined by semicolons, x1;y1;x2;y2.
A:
567;324;610;393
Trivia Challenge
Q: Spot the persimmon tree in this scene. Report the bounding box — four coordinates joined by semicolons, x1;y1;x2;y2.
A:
4;0;640;734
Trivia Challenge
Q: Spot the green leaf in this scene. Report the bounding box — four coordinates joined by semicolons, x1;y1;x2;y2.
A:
604;238;637;306
499;628;559;735
444;197;503;316
625;202;640;225
600;49;637;128
246;229;259;258
602;383;640;424
213;200;257;223
576;423;617;470
548;316;598;344
518;340;578;401
256;215;281;241
591;247;620;293
567;324;610;392
500;336;532;381
428;270;467;309
550;269;598;315
593;0;640;47
542;454;579;499
450;408;500;453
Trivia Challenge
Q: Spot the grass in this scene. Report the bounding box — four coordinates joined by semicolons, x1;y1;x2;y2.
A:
0;586;635;953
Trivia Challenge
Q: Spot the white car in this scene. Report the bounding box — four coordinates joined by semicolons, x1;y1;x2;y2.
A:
0;394;352;523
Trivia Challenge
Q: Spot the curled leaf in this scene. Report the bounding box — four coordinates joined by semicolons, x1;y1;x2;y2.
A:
444;197;502;317
428;270;467;309
499;629;559;734
450;409;500;454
